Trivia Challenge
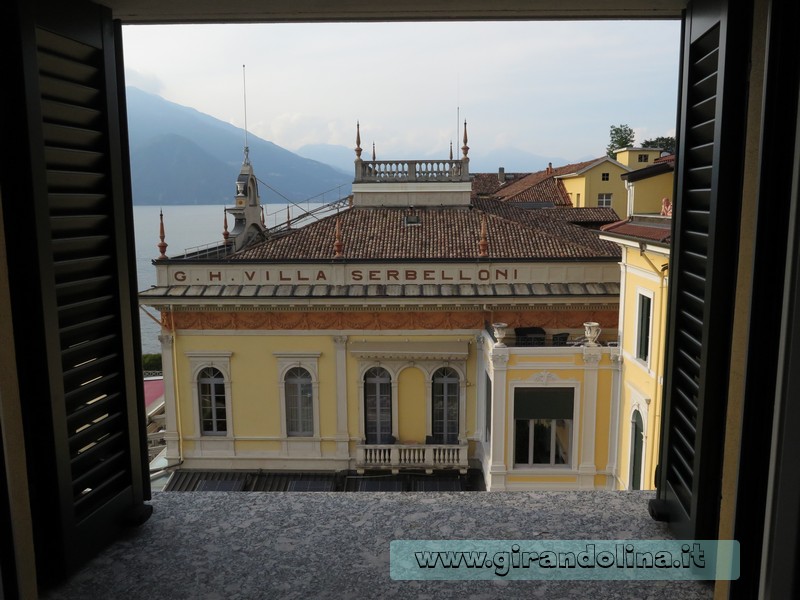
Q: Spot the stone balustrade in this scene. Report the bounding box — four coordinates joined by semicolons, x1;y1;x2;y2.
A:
354;158;470;183
356;441;469;473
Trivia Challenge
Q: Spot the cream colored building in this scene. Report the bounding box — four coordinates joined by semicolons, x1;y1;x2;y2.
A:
140;136;626;490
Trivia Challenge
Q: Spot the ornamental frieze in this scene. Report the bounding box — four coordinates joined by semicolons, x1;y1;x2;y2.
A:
163;309;618;331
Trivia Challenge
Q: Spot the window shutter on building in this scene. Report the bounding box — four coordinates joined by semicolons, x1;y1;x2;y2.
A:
650;0;750;539
2;0;150;588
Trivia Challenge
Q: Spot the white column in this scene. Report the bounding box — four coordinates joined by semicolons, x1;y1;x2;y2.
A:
391;379;399;440
488;348;509;490
579;346;602;488
333;336;349;458
606;348;623;489
474;335;486;444
159;333;180;466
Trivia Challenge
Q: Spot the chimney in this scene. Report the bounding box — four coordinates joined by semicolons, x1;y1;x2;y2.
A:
547;162;553;175
498;167;505;182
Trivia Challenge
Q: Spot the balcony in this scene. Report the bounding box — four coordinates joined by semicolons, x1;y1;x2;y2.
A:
45;491;712;599
356;442;469;474
354;158;470;183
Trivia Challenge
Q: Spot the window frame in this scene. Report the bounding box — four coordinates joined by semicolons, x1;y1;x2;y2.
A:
431;366;460;445
275;352;321;440
509;383;579;473
187;351;233;440
283;367;314;437
363;366;394;444
197;366;227;435
635;288;654;365
597;192;613;207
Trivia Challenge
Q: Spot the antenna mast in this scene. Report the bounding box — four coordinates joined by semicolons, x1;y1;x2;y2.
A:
242;64;250;164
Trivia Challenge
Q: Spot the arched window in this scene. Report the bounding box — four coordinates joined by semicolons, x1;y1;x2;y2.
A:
198;367;226;435
285;367;313;437
432;367;459;445
364;367;392;444
630;410;644;490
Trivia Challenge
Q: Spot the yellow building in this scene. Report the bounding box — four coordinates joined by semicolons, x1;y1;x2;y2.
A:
140;132;626;490
599;156;674;490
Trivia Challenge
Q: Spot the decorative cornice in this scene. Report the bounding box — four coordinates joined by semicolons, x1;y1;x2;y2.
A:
582;346;602;365
528;371;561;385
163;308;619;331
490;352;509;368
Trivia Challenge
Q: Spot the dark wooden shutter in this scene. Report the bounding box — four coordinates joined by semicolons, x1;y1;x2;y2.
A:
649;0;751;539
1;0;150;588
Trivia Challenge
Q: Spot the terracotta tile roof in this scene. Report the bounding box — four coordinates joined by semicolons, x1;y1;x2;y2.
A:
654;154;676;164
488;158;603;206
544;207;621;224
472;198;622;257
231;199;621;261
600;217;672;245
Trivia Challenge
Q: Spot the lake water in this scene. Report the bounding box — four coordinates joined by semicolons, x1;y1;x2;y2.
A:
134;202;326;354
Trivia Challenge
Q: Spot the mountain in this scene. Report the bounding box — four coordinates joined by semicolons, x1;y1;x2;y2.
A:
468;147;570;174
125;87;352;205
294;143;355;176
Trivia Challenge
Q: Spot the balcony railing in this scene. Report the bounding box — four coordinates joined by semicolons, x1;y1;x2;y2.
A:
356;442;469;473
354;158;470;183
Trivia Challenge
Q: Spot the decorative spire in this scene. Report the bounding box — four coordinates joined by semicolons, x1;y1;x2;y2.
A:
222;208;230;243
355;121;362;158
478;213;488;257
157;209;168;259
449;141;453;160
333;215;343;258
372;142;376;161
461;120;470;158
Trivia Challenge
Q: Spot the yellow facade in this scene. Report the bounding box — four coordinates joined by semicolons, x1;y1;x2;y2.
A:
614;148;663;169
156;313;622;490
613;246;669;490
625;170;674;215
558;158;631;217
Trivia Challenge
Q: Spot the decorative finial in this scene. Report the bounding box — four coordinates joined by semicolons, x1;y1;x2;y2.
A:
157;209;168;259
355;121;362;158
449;141;453;160
333;216;343;258
478;213;488;257
461;120;469;158
222;208;230;243
260;205;266;227
372;142;376;161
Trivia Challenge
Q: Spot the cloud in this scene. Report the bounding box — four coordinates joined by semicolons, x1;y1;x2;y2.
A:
122;20;681;160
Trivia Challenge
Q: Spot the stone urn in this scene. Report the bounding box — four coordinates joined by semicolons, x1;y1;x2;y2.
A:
583;321;601;346
492;322;508;347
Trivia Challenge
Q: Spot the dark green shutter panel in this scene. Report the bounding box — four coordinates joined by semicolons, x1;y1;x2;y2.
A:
2;0;150;588
514;388;574;420
650;0;750;539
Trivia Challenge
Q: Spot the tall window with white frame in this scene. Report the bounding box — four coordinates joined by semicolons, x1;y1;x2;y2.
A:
598;192;613;207
513;388;573;467
364;367;392;444
637;293;653;362
285;367;313;437
198;367;226;435
432;367;459;444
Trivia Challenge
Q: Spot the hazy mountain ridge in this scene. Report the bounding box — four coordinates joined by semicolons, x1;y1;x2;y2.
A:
294;141;577;176
126;87;352;205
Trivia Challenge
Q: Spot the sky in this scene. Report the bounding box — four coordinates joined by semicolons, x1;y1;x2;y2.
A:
122;21;681;164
